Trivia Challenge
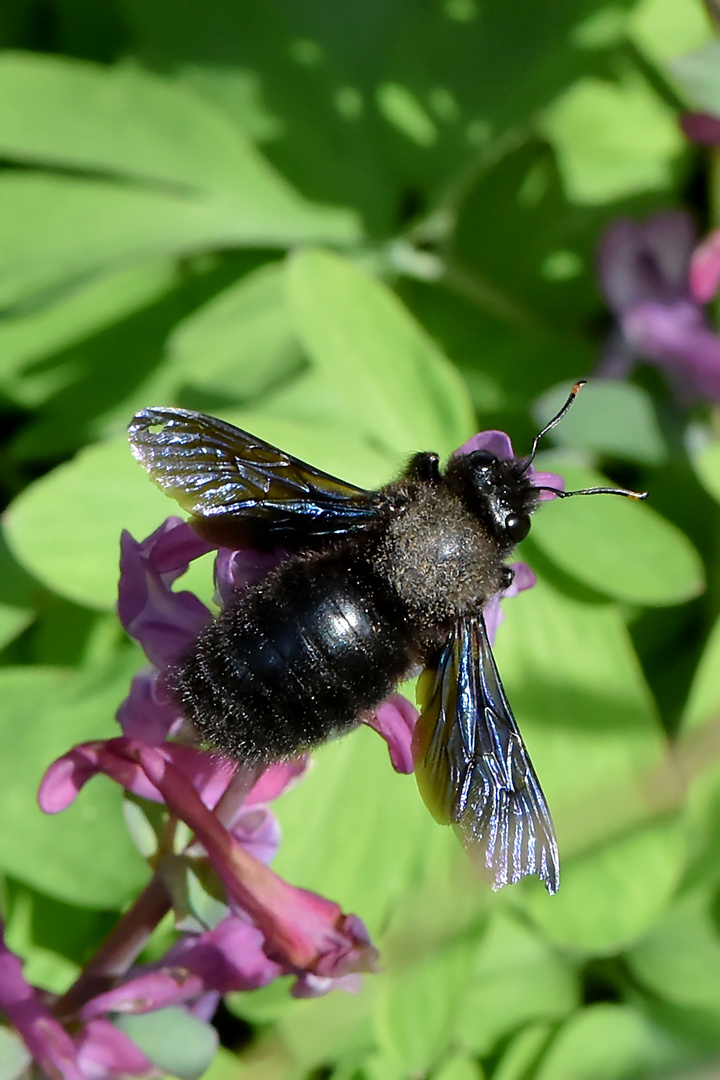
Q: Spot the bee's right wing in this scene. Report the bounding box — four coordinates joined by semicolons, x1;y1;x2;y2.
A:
414;613;559;894
128;407;394;549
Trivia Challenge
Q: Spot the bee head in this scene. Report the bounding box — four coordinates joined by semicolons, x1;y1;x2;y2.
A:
445;449;538;547
444;382;648;551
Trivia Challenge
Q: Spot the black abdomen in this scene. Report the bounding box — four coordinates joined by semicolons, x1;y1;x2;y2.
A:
172;552;413;762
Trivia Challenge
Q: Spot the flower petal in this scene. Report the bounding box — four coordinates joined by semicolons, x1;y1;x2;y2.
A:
136;747;379;977
291;972;363;998
116;669;183;745
118;521;213;669
598;213;695;315
228;806;282;865
245;759;309;805
0;920;85;1080
690;228;720;304
165;917;283;993
39;738;239;813
681;111;720;146
624;299;720;402
454;430;515;460
38;740;161;812
483;561;536;645
531;470;565;501
214;547;286;607
80;971;206;1019
74;1019;154;1080
364;693;419;774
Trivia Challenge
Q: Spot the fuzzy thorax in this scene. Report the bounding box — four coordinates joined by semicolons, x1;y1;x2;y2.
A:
372;484;508;622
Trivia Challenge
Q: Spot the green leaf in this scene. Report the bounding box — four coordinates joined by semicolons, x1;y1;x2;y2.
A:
682;611;720;733
627;888;720;1011
376;934;477;1074
227;978;296;1026
126;0;658;236
0;53;359;277
492;1026;552;1080
0;262;175;406
431;1053;484;1080
494;577;684;952
287;250;474;457
275;984;376;1069
629;0;712;65
0;605;33;651
0;537;36;656
3;882;115;994
540;72;684;204
669;40;720;113
4;436;175;611
0;1027;31;1080
529;460;705;606
533;380;668;465
113;1008;218;1080
0;170;356;312
0;664;148;908
454;911;578;1055
692;438;720;507
534;1004;686;1080
168;261;303;403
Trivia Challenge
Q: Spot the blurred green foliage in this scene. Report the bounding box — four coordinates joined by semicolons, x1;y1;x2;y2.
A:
1;0;720;1077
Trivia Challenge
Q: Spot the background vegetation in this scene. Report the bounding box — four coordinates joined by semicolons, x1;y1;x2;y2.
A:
1;0;720;1077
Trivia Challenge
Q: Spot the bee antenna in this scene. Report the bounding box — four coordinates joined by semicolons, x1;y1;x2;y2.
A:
535;484;648;501
521;380;586;474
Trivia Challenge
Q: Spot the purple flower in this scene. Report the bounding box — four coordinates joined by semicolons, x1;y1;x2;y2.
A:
681;111;720;147
690;228;720;306
0;922;86;1080
597;211;720;402
74;1022;155;1080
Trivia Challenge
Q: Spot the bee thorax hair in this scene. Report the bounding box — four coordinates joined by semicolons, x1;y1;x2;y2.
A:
372;485;508;624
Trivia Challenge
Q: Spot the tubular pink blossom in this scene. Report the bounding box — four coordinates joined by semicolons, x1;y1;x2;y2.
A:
365;693;419;774
38;738;239;814
0;922;85;1080
135;746;378;977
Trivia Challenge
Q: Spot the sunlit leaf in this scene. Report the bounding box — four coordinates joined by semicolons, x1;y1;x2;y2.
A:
0;664;148;908
540;72;683;203
287;249;474;457
534;1004;685;1080
529;461;704;606
113;1008;218;1080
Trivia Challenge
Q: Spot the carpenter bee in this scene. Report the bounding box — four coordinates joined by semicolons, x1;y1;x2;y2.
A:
128;383;645;895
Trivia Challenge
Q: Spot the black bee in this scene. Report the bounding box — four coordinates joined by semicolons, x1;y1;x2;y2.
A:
128;383;645;895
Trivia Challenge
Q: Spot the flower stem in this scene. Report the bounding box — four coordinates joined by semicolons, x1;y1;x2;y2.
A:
52;874;171;1022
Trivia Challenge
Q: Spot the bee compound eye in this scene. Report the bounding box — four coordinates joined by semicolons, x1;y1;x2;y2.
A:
505;514;530;543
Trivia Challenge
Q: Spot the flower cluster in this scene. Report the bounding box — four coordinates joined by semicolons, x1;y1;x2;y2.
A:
595;109;720;405
0;431;552;1079
597;211;720;403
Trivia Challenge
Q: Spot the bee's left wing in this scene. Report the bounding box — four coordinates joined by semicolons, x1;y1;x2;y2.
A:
414;613;559;894
128;407;394;549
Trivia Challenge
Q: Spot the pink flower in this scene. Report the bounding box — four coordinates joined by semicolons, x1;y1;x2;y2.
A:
597;211;720;403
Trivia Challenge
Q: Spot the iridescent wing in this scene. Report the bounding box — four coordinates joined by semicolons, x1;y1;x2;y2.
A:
128;407;393;549
414;613;559;894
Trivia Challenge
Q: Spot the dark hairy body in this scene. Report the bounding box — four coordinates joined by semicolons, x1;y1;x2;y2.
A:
129;393;639;893
171;453;534;763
